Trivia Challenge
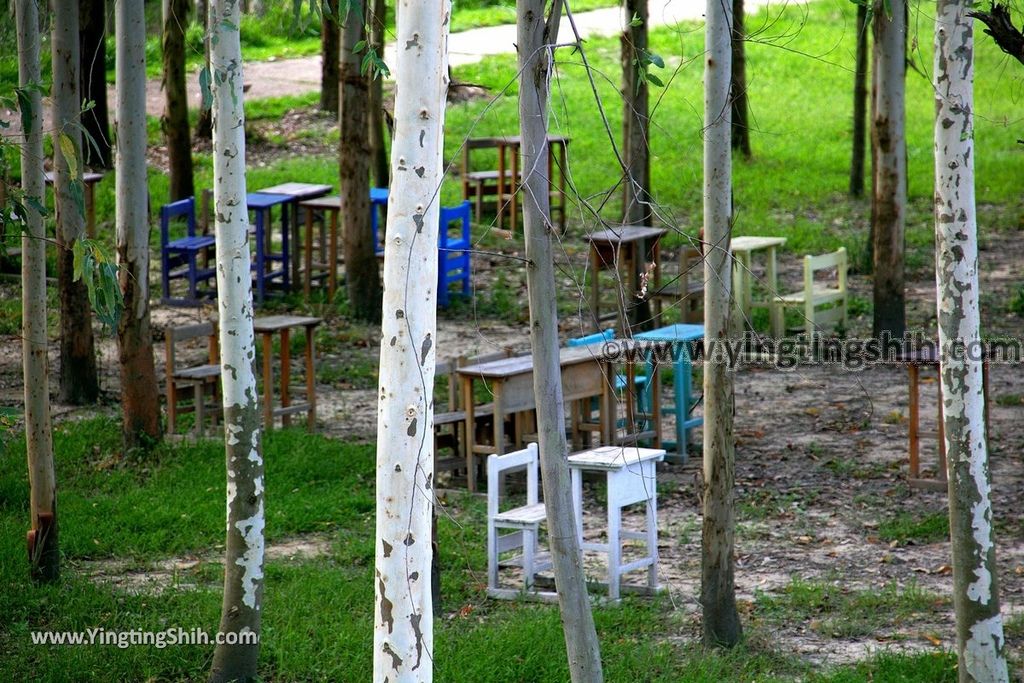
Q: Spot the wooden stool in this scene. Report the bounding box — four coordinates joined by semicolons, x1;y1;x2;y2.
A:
299;196;342;301
903;347;990;491
45;170;104;238
586;225;667;333
253;315;323;431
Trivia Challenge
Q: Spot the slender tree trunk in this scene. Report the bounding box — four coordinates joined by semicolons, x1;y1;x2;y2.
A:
518;3;604;681
933;8;1009;682
368;0;389;189
340;3;382;322
701;0;742;648
850;3;869;198
730;0;751;158
870;0;907;338
53;0;100;405
195;5;213;140
163;0;195;201
207;0;264;680
80;0;112;169
18;0;59;584
320;0;339;113
621;0;650;226
372;2;448;679
116;0;161;451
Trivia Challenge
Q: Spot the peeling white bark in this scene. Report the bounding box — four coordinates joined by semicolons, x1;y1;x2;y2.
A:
373;2;450;680
208;0;264;679
933;5;1008;682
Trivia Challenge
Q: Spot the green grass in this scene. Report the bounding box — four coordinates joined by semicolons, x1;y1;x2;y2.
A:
755;576;948;639
878;512;950;546
0;416;966;681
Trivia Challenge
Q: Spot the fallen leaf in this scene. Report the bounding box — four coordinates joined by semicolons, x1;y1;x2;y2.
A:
924;633;943;647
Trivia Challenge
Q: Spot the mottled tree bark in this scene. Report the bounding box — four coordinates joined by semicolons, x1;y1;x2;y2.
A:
368;0;389;190
18;0;59;584
519;2;604;681
117;0;162;451
320;0;339;113
933;7;1009;682
163;0;195;201
340;2;382;323
80;0;112;169
730;0;751;158
871;0;907;338
53;0;100;405
372;1;449;679
207;0;264;680
850;3;869;198
702;0;742;648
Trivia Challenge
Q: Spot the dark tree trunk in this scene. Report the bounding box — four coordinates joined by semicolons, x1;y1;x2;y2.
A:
730;0;751;158
850;3;869;198
368;0;388;189
54;0;100;405
320;0;339;113
79;0;112;169
340;6;382;322
163;0;195;201
870;0;907;338
195;6;213;141
621;0;651;227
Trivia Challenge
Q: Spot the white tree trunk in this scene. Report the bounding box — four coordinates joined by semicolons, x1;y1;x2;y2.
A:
517;2;604;681
870;0;907;337
701;0;742;647
17;0;59;583
116;0;161;450
933;7;1009;682
372;1;449;680
207;1;264;680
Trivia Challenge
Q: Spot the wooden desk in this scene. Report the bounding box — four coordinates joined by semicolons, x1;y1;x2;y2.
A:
253;315;322;431
461;135;569;233
457;340;659;491
299;196;341;300
729;235;786;334
44;171;104;238
586;225;667;332
256;182;332;290
568;445;665;601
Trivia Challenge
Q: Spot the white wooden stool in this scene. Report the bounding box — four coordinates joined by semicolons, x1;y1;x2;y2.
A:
568;445;665;601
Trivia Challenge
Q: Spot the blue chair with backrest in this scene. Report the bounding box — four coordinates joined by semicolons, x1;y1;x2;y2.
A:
160;197;216;306
438;201;472;307
370;187;389;257
567;329;650;446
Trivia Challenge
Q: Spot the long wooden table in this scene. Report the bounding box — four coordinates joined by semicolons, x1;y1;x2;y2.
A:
457;339;662;491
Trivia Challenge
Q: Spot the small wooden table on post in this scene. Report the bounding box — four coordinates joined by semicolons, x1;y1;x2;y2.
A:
253;315;323;432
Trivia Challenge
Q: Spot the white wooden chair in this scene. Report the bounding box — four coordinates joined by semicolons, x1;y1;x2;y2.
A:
770;247;848;337
486;443;554;600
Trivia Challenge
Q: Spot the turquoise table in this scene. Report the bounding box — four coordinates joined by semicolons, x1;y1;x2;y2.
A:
635;323;705;462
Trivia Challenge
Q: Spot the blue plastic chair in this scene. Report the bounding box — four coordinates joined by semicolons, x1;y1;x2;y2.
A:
160;198;216;306
438;201;472;307
370;187;389;257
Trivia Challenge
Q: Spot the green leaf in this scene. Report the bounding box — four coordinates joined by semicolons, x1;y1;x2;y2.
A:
199;67;213;110
25;195;48;218
70;179;86;221
353;39;367;53
58;132;79;180
629;12;642;27
646;73;664;88
72;240;86;281
648;52;665;69
15;87;33;136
